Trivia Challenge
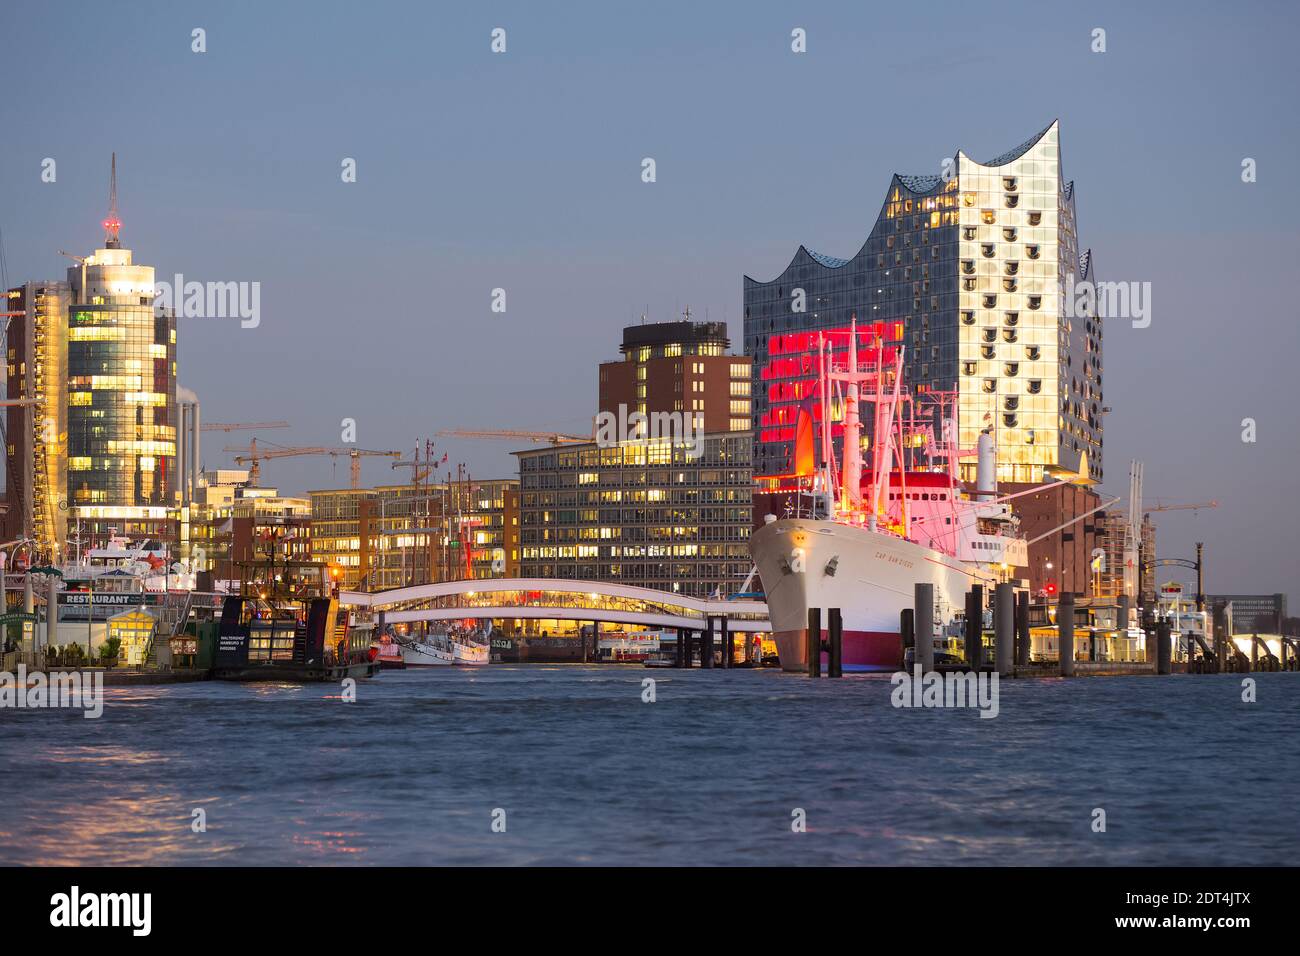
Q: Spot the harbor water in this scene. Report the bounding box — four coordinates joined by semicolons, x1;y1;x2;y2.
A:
1;667;1297;865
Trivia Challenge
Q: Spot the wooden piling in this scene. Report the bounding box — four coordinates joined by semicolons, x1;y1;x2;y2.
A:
994;582;1013;677
722;617;732;669
702;617;715;669
1058;595;1075;676
828;608;843;678
1157;620;1172;675
1015;589;1030;666
806;607;821;678
965;586;983;670
914;582;935;673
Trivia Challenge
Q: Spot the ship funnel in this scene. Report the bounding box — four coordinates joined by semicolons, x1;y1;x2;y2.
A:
977;430;996;501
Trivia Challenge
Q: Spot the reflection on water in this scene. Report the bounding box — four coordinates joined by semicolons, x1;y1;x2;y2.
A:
1;668;1298;865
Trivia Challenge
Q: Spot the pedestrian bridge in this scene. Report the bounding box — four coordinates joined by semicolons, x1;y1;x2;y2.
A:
339;578;770;633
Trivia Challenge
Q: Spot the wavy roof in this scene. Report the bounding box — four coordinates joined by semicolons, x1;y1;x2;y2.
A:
972;121;1056;168
746;122;1060;284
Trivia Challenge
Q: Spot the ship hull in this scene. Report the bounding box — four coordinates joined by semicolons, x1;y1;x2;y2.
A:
401;642;454;666
750;517;992;673
452;642;490;666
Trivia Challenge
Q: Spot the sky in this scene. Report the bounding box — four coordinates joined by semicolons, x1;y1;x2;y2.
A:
1;0;1297;604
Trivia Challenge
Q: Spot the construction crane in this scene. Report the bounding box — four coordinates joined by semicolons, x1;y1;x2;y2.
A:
436;427;591;445
226;439;402;488
1145;499;1219;514
201;421;291;433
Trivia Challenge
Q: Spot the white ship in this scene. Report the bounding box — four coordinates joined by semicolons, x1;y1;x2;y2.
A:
749;320;1039;672
396;632;455;666
451;637;490;666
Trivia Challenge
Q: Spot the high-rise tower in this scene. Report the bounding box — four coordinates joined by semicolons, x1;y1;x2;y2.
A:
65;155;178;548
4;280;71;559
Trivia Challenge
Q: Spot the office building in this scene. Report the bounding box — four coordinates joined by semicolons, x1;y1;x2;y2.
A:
3;280;71;560
310;479;518;591
599;316;751;434
514;432;752;597
1206;593;1287;635
64;160;179;548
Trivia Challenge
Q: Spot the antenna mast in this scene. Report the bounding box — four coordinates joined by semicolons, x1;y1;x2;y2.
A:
103;153;121;248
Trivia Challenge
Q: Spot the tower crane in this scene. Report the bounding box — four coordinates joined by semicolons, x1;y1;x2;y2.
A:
201;421;291;433
225;439;402;488
436;427;591;445
1144;499;1219;514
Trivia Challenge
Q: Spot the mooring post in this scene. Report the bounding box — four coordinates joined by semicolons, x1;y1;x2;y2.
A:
1058;594;1076;676
1157;620;1172;675
46;572;59;659
965;586;984;670
914;582;935;673
900;607;914;656
722;617;732;669
702;617;715;669
806;607;821;678
828;608;843;678
1249;632;1258;672
1015;589;1030;666
1212;604;1226;671
994;582;1013;677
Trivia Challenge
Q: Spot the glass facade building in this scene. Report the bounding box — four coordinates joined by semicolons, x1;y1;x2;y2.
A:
65;244;178;545
744;121;1103;487
514;432;753;596
3;281;71;560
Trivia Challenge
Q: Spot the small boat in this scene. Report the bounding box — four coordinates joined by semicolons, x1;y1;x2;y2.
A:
372;634;407;670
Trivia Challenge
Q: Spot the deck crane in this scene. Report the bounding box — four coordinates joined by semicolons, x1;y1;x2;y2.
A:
225;439;403;488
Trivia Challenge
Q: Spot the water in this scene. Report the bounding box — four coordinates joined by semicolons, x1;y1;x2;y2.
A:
1;666;1297;865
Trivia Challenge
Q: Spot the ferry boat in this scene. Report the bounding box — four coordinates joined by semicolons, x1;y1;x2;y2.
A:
212;595;379;681
749;321;1040;672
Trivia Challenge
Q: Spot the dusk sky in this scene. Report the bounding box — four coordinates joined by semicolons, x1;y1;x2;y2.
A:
1;0;1296;602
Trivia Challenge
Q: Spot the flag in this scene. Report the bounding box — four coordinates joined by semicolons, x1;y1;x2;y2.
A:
793;393;817;477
